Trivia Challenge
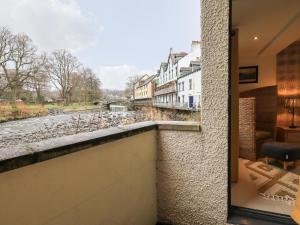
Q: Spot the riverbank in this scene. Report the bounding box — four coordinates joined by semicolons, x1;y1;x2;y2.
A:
0;111;147;151
0;102;102;123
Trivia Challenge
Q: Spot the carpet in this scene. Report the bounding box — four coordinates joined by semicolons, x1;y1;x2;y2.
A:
244;160;300;205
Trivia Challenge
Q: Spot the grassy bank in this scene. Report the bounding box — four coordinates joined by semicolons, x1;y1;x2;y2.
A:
0;102;101;122
44;102;100;112
0;103;48;122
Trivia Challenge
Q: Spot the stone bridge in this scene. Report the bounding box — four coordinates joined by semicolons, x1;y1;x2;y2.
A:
106;99;129;108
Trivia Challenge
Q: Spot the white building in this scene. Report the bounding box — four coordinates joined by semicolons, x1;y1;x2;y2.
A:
177;61;201;110
154;54;185;105
176;41;201;71
154;41;201;110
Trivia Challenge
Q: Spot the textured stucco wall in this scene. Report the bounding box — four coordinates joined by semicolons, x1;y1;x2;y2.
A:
157;130;205;225
200;0;229;223
157;130;229;225
157;0;230;224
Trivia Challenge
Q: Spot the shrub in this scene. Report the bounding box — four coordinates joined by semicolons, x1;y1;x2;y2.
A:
0;102;48;122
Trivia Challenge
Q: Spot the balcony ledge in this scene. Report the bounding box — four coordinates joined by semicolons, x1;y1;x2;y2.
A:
0;121;201;173
157;121;201;131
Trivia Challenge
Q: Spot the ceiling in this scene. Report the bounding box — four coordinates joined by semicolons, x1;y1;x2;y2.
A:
233;0;300;58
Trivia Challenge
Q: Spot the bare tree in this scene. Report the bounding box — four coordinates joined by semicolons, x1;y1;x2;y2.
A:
0;27;13;94
69;67;102;103
0;27;100;106
48;49;80;105
124;75;141;98
81;67;102;102
68;71;82;103
0;27;13;64
0;33;37;103
30;53;49;103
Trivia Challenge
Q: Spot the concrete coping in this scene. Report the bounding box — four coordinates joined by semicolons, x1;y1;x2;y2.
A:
0;121;201;173
157;121;201;131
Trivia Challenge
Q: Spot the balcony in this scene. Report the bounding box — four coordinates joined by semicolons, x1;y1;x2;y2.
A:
0;121;202;225
153;101;201;111
154;81;177;96
132;98;153;106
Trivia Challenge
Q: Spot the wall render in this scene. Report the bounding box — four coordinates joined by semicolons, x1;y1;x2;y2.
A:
157;1;230;224
157;130;205;225
201;0;229;224
0;131;157;225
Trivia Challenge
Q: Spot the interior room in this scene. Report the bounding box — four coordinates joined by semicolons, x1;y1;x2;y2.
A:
231;0;300;215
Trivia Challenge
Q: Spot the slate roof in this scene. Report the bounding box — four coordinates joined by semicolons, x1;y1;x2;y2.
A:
190;60;201;66
160;62;168;72
179;64;201;78
171;52;188;64
136;75;156;88
180;67;193;75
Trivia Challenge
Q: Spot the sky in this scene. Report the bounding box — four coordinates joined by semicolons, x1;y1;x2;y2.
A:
0;0;200;90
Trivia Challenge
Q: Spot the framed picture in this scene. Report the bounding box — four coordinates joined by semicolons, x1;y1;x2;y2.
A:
239;66;258;84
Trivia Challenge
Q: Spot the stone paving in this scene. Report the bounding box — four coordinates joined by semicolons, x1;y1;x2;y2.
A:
0;110;147;151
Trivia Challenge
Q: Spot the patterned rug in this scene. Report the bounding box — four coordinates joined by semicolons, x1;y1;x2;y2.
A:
244;160;300;205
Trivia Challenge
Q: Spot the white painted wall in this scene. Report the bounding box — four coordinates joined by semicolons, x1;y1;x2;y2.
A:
239;54;277;93
166;55;175;82
156;41;201;105
158;61;176;87
176;41;201;77
177;70;201;107
158;41;201;88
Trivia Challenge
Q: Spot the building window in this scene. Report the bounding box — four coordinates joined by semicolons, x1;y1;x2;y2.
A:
178;96;180;103
189;79;192;90
182;82;185;91
182;95;185;103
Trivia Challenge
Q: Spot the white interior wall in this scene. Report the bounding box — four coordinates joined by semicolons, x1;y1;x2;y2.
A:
239;54;277;93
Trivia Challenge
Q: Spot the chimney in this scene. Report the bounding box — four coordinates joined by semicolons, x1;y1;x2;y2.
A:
191;41;201;52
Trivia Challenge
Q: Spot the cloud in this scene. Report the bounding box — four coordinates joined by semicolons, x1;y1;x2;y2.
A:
0;0;104;52
96;65;155;90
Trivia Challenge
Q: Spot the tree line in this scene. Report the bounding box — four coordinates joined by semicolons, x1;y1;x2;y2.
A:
0;26;102;105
